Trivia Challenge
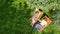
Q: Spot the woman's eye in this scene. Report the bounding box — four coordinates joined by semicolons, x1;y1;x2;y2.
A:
36;11;39;13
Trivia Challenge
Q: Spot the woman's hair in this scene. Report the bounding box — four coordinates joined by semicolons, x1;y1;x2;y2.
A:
39;9;42;11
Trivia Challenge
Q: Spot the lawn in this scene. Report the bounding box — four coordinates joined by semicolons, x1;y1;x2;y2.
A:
0;0;60;34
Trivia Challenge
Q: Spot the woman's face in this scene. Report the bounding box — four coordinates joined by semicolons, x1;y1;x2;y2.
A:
35;10;40;14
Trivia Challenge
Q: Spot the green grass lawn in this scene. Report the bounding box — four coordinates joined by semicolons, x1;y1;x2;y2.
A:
0;0;60;34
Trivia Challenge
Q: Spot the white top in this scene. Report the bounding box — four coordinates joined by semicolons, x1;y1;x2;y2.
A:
40;20;47;27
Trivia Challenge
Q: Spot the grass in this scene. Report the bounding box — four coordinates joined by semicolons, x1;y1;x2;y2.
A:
0;0;60;34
